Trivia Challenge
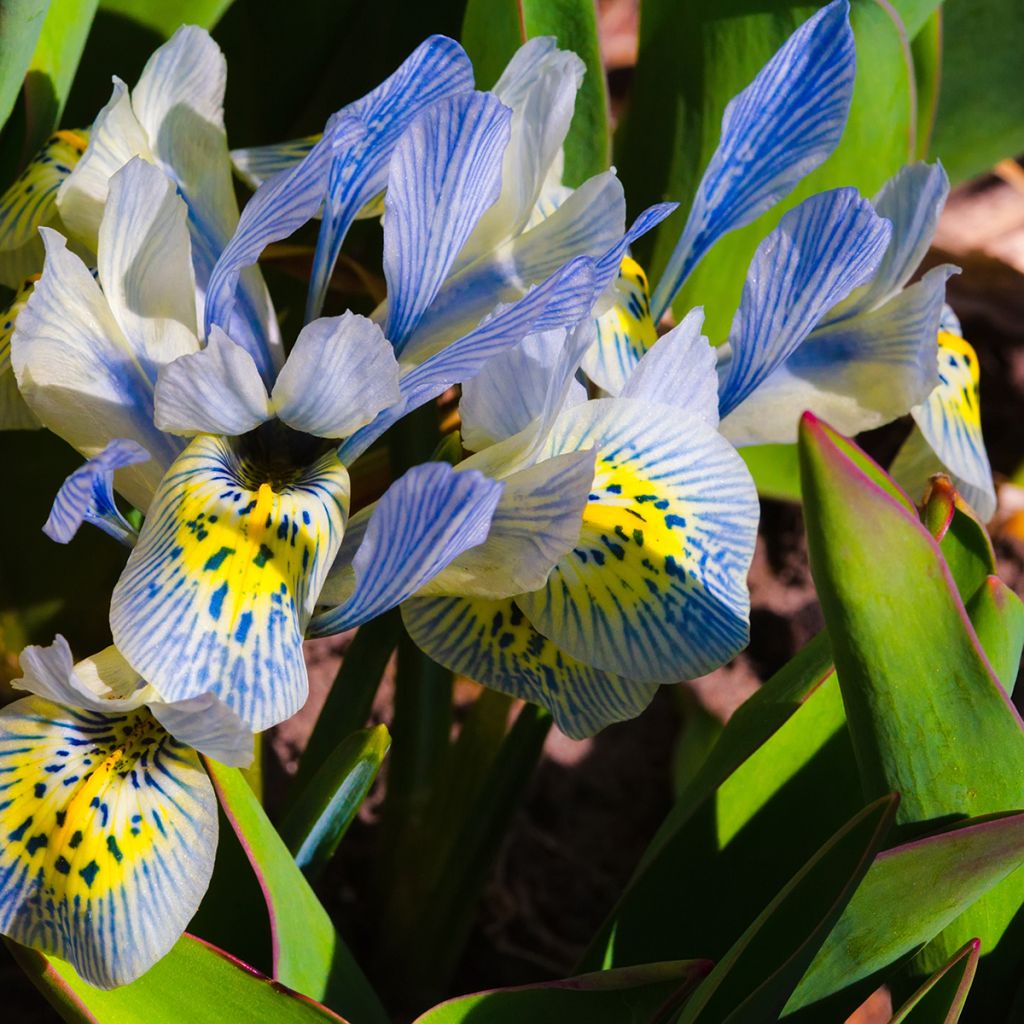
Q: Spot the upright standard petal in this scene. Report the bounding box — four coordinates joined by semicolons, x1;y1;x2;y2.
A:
620;308;719;426
720;264;951;445
44;439;150;545
231;136;319;190
11;230;185;510
98;158;199;364
271;312;400;439
582;256;659;395
517;398;759;683
0;130;88;288
0;696;217;988
383;91;511;351
111;434;349;731
403;596;659;739
831;161;950;320
308;463;502;636
339;255;597;463
307;35;475;319
154;326;272;437
717;188;892;418
56;79;153;246
651;0;855;320
204;116;366;369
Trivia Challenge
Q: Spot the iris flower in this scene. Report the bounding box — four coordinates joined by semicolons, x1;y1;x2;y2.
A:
0;635;250;987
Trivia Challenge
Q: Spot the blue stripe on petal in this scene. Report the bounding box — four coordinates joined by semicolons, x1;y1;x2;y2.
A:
339;256;597;463
384;91;512;352
307;35;475;321
517;398;759;683
44;439;150;546
652;0;855;320
0;697;216;988
718;187;892;418
308;463;502;636
402;596;658;739
204;117;367;378
110;435;349;731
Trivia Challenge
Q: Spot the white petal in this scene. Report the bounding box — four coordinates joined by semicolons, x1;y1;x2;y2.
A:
149;692;254;768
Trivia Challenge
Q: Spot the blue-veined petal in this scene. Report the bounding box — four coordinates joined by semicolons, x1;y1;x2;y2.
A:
453;38;584;268
231;136;319;190
0;696;216;988
339;255;597;463
149;693;253;768
204;116;366;367
308;462;502;636
0;130;88;288
384;91;511;352
651;0;855;320
908;330;996;521
582;256;658;394
720;264;952;445
44;439;149;545
15;638;152;711
12;229;185;510
620;308;719;425
402;596;659;739
401;171;626;363
419;449;598;600
459;327;588;452
307;35;474;320
271;312;400;439
98;158;199;364
0;277;40;430
517;398;758;683
56;80;153;246
154;326;271;437
830;162;949;322
110;434;349;731
717;188;892;419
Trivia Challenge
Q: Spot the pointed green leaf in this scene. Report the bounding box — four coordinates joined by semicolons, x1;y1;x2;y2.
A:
784;813;1024;1016
889;939;980;1024
921;476;997;600
461;0;610;184
739;445;802;503
8;934;349;1024
204;760;388;1024
965;577;1024;696
797;413;1024;1012
99;0;233;38
0;0;49;134
677;795;898;1023
280;725;389;882
414;961;712;1024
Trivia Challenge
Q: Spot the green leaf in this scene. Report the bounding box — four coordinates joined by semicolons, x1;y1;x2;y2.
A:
98;0;232;37
581;631;836;970
0;0;48;134
413;961;712;1024
204;760;388;1024
8;934;349;1024
889;939;981;1024
797;413;1024;1013
929;0;1024;184
965;577;1024;696
738;445;802;503
279;724;390;882
784;812;1024;1017
910;8;943;159
460;0;610;184
677;795;898;1023
618;0;916;340
19;0;97;156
